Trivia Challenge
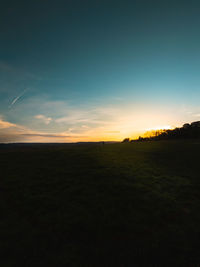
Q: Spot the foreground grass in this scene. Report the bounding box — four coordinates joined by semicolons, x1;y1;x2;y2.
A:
1;140;200;266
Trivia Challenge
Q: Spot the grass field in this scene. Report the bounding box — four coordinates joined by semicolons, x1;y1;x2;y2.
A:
1;140;200;266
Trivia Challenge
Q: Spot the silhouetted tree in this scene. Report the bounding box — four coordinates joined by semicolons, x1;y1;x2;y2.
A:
122;138;130;143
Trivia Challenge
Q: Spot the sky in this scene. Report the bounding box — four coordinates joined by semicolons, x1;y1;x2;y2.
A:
1;0;200;142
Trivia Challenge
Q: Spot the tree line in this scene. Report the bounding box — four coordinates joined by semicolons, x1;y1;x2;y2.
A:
122;121;200;142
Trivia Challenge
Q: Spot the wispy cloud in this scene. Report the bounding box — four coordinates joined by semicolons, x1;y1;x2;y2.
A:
35;114;52;124
0;116;89;143
0;118;17;129
193;113;200;118
54;106;119;125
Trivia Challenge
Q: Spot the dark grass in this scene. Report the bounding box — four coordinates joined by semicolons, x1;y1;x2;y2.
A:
1;140;200;266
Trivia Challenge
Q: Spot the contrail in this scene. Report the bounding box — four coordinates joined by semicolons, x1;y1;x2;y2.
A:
9;88;28;108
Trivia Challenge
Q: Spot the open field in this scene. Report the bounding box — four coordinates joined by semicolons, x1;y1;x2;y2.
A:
1;140;200;266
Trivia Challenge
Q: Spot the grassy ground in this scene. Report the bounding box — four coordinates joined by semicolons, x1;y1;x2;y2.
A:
1;140;200;266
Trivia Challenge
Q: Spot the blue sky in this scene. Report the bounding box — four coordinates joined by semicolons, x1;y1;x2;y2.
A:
1;0;200;142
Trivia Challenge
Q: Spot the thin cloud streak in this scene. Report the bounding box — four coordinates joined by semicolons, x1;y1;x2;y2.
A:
9;88;29;108
193;113;200;117
21;133;86;138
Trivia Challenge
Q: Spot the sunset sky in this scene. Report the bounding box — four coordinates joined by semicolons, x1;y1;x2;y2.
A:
1;0;200;142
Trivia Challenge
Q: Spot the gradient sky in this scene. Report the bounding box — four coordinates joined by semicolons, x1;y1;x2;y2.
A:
1;0;200;142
